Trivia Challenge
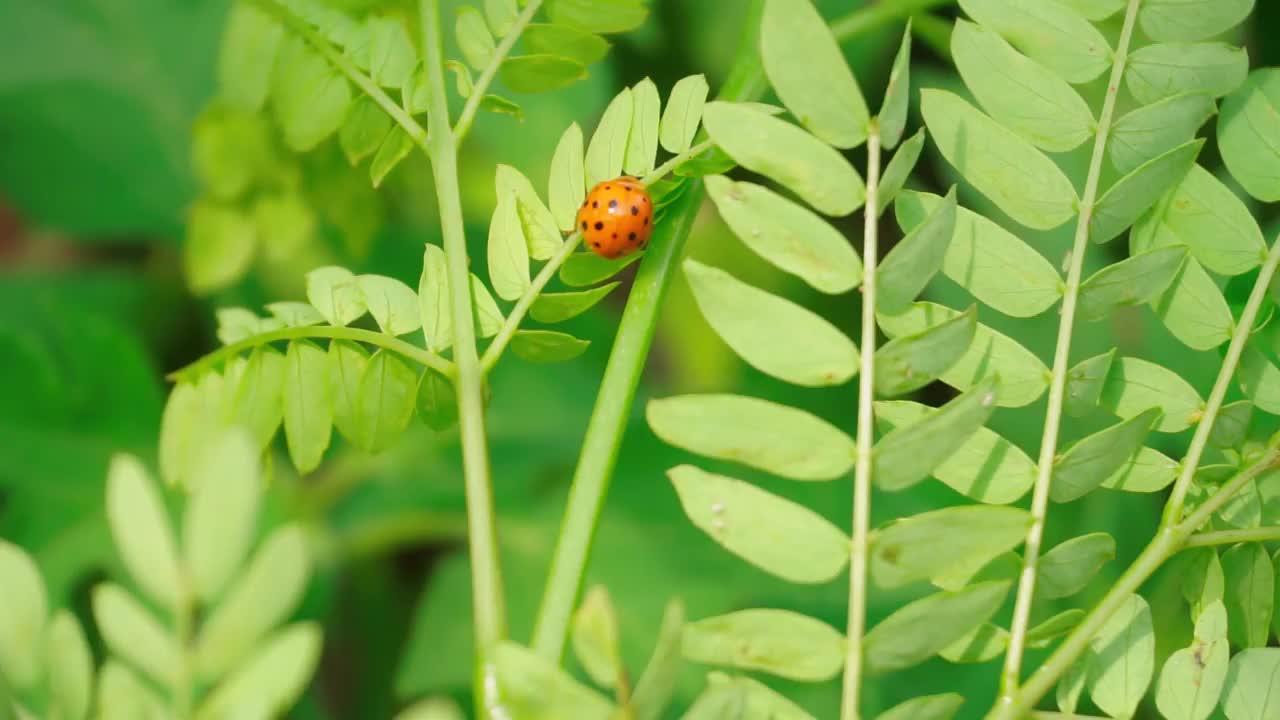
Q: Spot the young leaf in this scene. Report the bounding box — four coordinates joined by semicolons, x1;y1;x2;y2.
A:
759;0;869;149
511;330;590;363
704;176;862;295
0;540;45;689
1099;356;1204;433
1110;94;1216;176
571;586;623;689
874;307;976;396
878;130;926;215
878;188;957;313
1028;609;1087;647
185;201;257;295
1051;409;1160;503
874;694;964;720
199;623;322;719
45;610;93;720
1066;350;1116;417
283;341;332;474
702;101;865;217
1038;533;1116;599
1057;0;1125;20
419;245;451;352
1078;246;1187;321
353;351;418;453
624;78;660;176
586;88;634;188
869;506;1031;589
1087;595;1155;720
488;194;531;301
684;260;858;387
456;6;495;69
230;345;286;446
494;642;615;719
863;582;1011;674
879;22;912;149
1223;648;1280;720
98;662;167;720
218;2;282;112
271;37;352;151
1155;601;1229;720
484;0;518;36
92;583;179;686
682;609;845;681
531;283;618;324
1101;447;1179;493
267;302;324;328
524;24;609;66
1139;0;1254;42
106;455;182;609
416;369;458;432
496;164;562;261
952;19;1094;152
328;340;369;444
1151;258;1235;351
940;623;1007;663
549;123;587;232
184;429;261;602
358;275;421;336
1223;543;1274;649
630;599;685;720
873;378;999;492
921;89;1077;231
1127;42;1249;106
661;74;709;154
957;0;1111;83
560;250;643;286
1132;164;1265;277
500;55;587;92
369;127;413;187
667;465;850;584
307;266;367;327
340;97;392;166
649;395;855;481
1091;140;1204;244
1219;69;1280;202
547;0;648;34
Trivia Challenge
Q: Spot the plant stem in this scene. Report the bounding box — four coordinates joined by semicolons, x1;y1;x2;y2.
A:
830;0;952;40
1182;525;1280;550
842;129;882;720
420;0;506;709
481;234;584;373
640;140;715;186
998;0;1142;701
454;0;544;143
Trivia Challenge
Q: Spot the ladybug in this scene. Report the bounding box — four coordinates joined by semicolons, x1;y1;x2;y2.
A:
576;176;653;259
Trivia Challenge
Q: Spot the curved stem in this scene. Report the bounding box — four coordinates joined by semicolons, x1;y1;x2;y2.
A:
998;0;1143;701
481;233;584;373
842;129;881;720
169;326;453;380
1183;526;1280;550
640;140;715;186
454;0;544;143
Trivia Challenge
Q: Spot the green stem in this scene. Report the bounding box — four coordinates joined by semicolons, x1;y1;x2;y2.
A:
481;233;584;373
998;0;1142;701
454;0;544;143
420;0;506;709
1182;525;1280;550
169;326;454;381
830;0;952;40
640;139;715;186
842;129;882;720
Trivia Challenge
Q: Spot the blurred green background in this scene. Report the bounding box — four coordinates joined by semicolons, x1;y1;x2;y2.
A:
3;1;1279;717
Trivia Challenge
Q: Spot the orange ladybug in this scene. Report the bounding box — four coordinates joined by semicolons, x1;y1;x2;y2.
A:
576;176;653;259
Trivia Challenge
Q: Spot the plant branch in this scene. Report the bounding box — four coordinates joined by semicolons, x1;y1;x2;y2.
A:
454;0;544;143
640;139;715;186
842;128;882;720
1182;525;1280;550
481;233;584;373
998;0;1143;701
830;0;952;41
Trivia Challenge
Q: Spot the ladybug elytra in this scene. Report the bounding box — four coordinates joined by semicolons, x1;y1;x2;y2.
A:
576;176;653;259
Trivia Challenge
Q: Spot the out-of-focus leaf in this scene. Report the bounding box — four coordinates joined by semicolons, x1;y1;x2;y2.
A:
92;583;179;686
957;0;1111;82
183;429;260;602
271;36;351;151
571;586;623;689
456;6;495;69
106;455;182;610
874;694;964;720
495;642;615;719
524;24;609;66
45;610;93;720
500;55;587;92
682;609;845;681
185;201;256;295
198;623;322;719
630;600;685;720
0;540;46;689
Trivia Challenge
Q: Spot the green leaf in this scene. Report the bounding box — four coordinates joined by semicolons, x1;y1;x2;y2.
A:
395;699;466;720
196;525;311;681
488;194;531;301
1088;595;1155;720
1150;257;1235;351
1212;401;1255;451
106;455;182;609
1051;409;1160;503
266;301;324;328
230;345;286;446
684;259;857;386
864;581;1011;674
92;583;179;686
873;378;999;492
878;130;926;216
1028;609;1087;647
1220;69;1280;202
524;24;609;66
957;0;1112;83
307;266;367;327
704;176;863;295
1112;94;1217;177
1140;0;1254;42
624;77;660;176
364;16;415;88
1092;140;1204;244
1223;543;1274;649
667;465;849;583
185;200;257;295
531;283;619;324
0;540;45;689
682;609;844;681
1057;0;1125;20
874;694;964;720
649;395;854;481
870;506;1030;589
701;101;865;217
1132;164;1265;277
496;164;562;261
879;22;912;149
1101;447;1179;493
1156;600;1230;720
484;0;518;36
952;19;1094;152
494;641;615;719
353;351;418;453
585;88;633;187
1127;42;1249;106
159;374;229;489
1079;246;1187;321
760;0;869;149
549;123;587;232
875;400;1036;504
547;0;648;34
631;600;686;720
1038;533;1116;599
879;188;957;313
500;55;587;92
1240;345;1280;415
45;610;93;720
661;74;709;154
473;276;506;338
369;127;414;188
875;307;976;396
198;623;322;720
98;662;166;720
921;89;1077;231
283;341;332;474
1058;656;1089;714
358;274;421;336
456;6;495;69
571;586;623;689
681;673;815;720
218;2;282;112
270;36;351;151
511;330;590;363
419;245;451;352
184;429;260;601
1099;356;1204;433
940;622;1007;663
416;369;458;432
1066;349;1116;417
879;302;1049;407
1223;648;1280;720
560;250;642;286
328;340;369;444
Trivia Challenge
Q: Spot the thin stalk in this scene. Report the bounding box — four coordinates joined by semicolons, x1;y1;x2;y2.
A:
830;0;952;40
481;234;584;373
419;0;506;709
842;129;882;720
998;0;1143;701
454;0;544;143
1182;526;1280;550
640;140;715;186
172;584;195;718
169;326;454;381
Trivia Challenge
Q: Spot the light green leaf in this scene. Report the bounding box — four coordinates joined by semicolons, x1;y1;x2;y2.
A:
455;6;495;69
1079;246;1187;321
879;188;957;313
185;201;257;295
1028;609;1087;647
875;307;976;396
1223;648;1280;720
500;55;587;92
649;395;854;481
419;245;451;352
1111;94;1216;176
99;661;166;720
1223;543;1274;649
878;130;926;216
682;609;845;681
364;16;415;88
0;540;45;689
685;259;857;386
874;694;964;720
958;0;1111;82
488;194;531;301
1220;69;1280;202
631;600;686;720
218;2;282;112
1157;603;1231;720
196;525;311;681
271;36;351;151
106;455;182;609
661;74;709;154
549;123;587;232
472;275;505;338
198;624;322;720
921;89;1077;231
1150;257;1235;351
625;77;660;176
531;283;618;324
1066;349;1116;417
1058;656;1089;714
879;22;912;149
1051;409;1160;503
1127;42;1249;106
1211;401;1255;450
159;374;229;488
704;175;862;295
511;330;590;363
1140;0;1255;42
873;378;999;492
266;302;324;328
869;506;1030;589
1088;594;1155;720
329;340;369;444
875;400;1036;504
494;641;614;719
940;622;1007;663
667;465;849;584
760;0;869;149
369;127;413;188
92;583;179;686
1057;0;1125;20
215;308;263;346
1092;140;1204;244
864;582;1011;674
353;351;418;453
1240;345;1280;415
1099;356;1204;433
484;0;518;36
496;164;562;261
1100;446;1179;493
586;88;633;187
571;586;622;689
230;345;286;446
682;673;815;719
184;429;260;602
283;341;332;475
416;369;458;432
306;265;367;326
524;24;609;66
1132;164;1265;277
394;698;465;720
560;250;642;286
358;274;421;336
45;610;93;720
547;0;648;34
1038;533;1116;599
952;19;1094;152
702;101;865;217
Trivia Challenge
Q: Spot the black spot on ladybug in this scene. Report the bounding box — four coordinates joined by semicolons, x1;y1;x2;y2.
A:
612;233;618;239
581;221;588;230
609;199;618;209
594;222;604;231
643;217;649;225
592;241;601;248
631;206;639;215
592;201;599;208
605;185;612;190
629;232;637;242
